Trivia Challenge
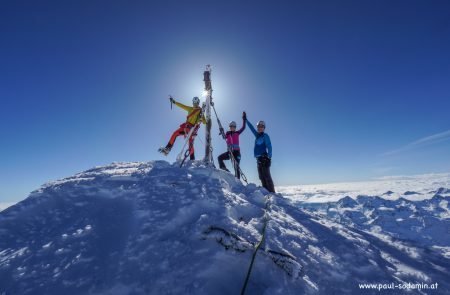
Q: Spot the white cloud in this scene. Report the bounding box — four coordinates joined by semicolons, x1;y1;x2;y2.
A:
382;129;450;156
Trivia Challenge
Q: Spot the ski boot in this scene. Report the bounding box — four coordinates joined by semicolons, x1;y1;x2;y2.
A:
220;166;230;172
158;144;172;156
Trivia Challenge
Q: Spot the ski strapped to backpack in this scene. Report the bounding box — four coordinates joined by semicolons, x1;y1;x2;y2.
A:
177;102;206;167
211;102;248;183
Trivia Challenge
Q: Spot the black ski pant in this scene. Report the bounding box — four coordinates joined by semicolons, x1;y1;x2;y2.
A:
218;150;241;179
257;157;275;193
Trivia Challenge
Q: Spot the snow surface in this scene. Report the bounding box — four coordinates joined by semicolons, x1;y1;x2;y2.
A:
1;162;449;294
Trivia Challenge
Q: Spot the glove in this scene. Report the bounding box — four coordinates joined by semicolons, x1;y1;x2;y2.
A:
242;111;247;120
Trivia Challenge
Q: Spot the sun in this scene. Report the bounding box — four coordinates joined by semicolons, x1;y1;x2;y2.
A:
202;90;210;97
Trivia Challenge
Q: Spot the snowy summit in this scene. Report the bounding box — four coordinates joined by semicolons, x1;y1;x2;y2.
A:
0;161;449;294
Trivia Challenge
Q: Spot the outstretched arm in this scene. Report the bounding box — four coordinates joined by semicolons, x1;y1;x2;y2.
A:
265;134;272;158
174;100;193;112
246;119;258;137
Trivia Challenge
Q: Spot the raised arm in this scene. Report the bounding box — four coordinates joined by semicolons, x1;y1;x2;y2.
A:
174;100;193;112
264;134;272;158
237;112;246;134
246;119;258;137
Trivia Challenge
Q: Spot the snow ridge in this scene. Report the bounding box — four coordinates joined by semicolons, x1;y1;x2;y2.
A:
1;162;449;294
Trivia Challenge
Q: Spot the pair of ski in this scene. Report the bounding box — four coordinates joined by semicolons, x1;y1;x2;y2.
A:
224;144;248;184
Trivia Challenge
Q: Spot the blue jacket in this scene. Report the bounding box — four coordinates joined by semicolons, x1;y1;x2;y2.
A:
246;120;272;158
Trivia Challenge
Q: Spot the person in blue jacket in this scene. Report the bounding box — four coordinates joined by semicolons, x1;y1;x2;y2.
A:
245;118;275;193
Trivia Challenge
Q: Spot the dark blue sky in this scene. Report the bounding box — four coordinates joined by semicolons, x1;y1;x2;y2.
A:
1;0;450;202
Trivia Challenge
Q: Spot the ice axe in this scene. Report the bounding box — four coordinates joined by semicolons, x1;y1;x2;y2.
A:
169;95;174;110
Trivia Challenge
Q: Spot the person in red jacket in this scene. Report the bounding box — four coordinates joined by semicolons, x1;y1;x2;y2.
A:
218;112;246;178
159;96;205;160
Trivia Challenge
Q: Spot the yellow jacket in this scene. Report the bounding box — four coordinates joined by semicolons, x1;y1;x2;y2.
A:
174;101;206;125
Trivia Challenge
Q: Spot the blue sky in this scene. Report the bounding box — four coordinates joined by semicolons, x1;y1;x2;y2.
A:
1;0;450;202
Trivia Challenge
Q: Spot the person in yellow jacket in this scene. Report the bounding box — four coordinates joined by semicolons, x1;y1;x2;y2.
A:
159;96;206;160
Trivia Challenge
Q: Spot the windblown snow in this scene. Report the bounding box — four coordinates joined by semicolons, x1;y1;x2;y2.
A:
0;162;449;294
0;202;15;212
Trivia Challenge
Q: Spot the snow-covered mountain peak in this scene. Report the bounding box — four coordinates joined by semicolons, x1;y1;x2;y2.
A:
1;162;449;294
336;195;358;208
